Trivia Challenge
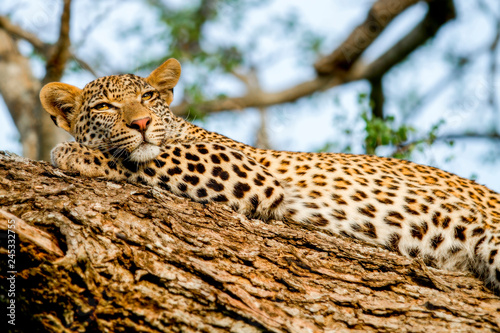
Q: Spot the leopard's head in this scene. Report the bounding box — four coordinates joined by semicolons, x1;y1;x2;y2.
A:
40;59;181;163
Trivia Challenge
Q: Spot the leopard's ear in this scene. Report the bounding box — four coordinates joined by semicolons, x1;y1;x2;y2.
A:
146;58;181;105
40;82;82;132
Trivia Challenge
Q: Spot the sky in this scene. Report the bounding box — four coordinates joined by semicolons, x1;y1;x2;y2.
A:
0;0;499;191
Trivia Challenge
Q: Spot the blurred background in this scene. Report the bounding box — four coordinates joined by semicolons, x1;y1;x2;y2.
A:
0;0;499;191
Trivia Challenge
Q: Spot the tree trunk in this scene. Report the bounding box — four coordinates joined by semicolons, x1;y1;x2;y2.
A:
1;151;499;332
0;31;40;160
0;31;70;161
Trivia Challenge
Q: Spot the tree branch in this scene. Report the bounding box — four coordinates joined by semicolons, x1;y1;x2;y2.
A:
314;0;421;75
43;0;72;83
0;13;97;79
362;0;456;81
362;0;456;154
172;75;337;116
172;0;456;117
0;15;50;56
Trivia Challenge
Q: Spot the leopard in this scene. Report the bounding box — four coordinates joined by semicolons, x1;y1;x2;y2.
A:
39;60;289;220
40;58;500;293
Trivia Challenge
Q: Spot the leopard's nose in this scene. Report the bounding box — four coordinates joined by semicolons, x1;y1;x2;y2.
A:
128;117;151;133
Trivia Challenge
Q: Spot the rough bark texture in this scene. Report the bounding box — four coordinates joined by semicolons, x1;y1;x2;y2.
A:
1;151;500;333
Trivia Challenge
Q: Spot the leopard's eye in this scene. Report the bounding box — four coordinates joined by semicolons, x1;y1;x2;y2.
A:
93;103;112;111
141;91;154;101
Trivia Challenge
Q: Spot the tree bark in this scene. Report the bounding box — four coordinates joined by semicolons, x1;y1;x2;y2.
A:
1;151;500;332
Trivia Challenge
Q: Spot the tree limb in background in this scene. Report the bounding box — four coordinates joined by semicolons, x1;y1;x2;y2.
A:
0;15;50;55
314;0;421;75
173;75;336;116
0;13;97;78
43;0;72;84
172;0;456;117
362;0;456;81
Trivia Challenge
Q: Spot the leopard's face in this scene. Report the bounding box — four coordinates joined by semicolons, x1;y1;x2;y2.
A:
40;58;182;163
73;74;175;162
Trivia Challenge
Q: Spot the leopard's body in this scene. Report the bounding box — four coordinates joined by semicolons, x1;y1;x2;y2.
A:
40;59;500;292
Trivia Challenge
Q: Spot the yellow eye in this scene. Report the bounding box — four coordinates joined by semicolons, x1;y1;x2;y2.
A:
142;92;154;101
93;103;111;111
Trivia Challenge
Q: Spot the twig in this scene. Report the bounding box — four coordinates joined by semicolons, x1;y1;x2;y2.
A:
392;132;500;156
72;55;98;78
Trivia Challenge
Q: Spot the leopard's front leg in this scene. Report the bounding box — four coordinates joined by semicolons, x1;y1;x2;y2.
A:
51;141;127;181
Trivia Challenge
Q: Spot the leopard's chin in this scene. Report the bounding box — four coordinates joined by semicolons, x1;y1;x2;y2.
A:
129;143;161;163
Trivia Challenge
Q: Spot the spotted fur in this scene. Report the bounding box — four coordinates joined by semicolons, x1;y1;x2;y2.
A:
41;58;500;293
